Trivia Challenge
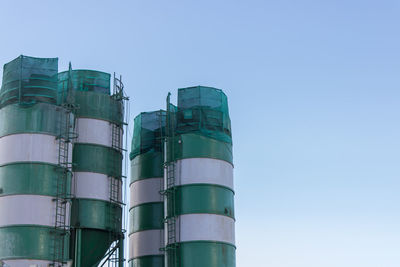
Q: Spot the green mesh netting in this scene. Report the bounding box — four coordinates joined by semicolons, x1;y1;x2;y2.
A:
0;55;58;108
58;69;123;125
0;102;71;137
74;90;124;125
130;110;166;160
176;86;232;144
58;69;110;96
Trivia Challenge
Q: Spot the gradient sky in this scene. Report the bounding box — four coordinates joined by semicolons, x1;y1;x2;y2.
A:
1;1;400;266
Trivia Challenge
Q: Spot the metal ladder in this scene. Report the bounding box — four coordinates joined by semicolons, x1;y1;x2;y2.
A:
165;162;178;267
109;122;122;231
51;107;74;267
51;64;77;267
163;93;179;267
104;73;128;267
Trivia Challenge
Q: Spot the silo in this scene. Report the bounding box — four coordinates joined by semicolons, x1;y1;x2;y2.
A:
164;86;235;267
58;70;126;266
0;56;73;266
129;111;166;267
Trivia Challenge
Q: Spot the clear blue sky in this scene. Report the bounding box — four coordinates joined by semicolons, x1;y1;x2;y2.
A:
1;1;400;266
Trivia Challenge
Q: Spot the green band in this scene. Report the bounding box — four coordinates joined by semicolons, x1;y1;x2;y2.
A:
130;151;163;184
0;102;66;137
128;255;164;267
74;91;123;125
129;202;164;234
167;184;234;219
166;241;235;267
70;198;122;232
0;162;71;197
173;133;233;164
0;225;69;261
73;143;122;177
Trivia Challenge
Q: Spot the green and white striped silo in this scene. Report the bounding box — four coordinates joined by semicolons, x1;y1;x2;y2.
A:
164;86;235;267
129;111;166;267
58;70;126;267
0;56;73;266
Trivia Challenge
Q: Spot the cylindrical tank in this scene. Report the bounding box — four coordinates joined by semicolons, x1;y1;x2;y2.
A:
129;111;166;267
59;70;125;266
165;86;235;267
0;56;72;266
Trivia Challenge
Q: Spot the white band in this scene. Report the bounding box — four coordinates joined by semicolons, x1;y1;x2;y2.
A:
129;229;164;258
0;195;70;227
176;158;234;189
130;178;163;208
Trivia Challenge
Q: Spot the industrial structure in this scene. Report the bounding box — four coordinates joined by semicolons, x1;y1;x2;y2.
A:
0;55;128;267
0;55;234;267
129;86;235;267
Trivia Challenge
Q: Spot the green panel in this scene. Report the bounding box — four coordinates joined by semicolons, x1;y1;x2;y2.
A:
0;225;69;261
0;162;71;197
74;90;123;125
73;229;113;267
174;133;233;164
130;151;163;184
0;102;67;137
129;202;164;234
129;255;164;267
169;184;234;219
71;198;122;232
73;143;122;177
171;241;235;267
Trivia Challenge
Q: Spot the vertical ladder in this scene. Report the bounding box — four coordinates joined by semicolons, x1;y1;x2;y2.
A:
52;107;74;267
51;65;77;267
108;122;122;250
164;93;179;267
105;73;127;267
157;110;166;255
165;162;178;267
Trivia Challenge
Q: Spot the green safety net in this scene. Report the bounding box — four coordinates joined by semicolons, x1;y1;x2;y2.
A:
175;86;232;144
58;69;110;96
58;70;123;125
0;102;69;137
74;90;124;125
0;55;58;108
130;110;166;160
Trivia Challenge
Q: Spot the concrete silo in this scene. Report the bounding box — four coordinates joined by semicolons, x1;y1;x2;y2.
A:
0;56;73;266
164;86;235;267
129;111;166;267
59;70;127;267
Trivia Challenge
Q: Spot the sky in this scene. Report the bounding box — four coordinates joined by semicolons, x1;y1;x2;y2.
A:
1;0;400;266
